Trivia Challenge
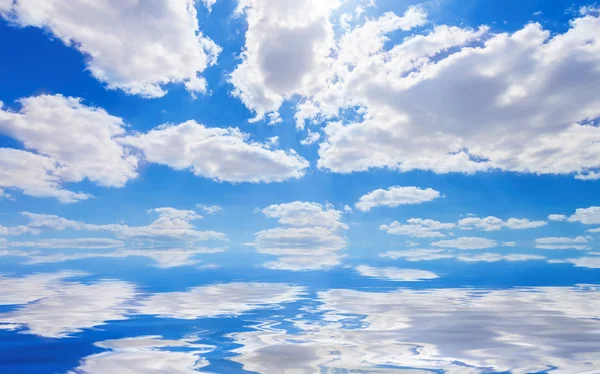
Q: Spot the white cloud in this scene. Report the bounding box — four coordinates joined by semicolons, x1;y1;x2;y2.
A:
504;218;547;229
0;222;38;236
575;171;600;180
548;214;568;221
552;256;600;268
380;249;453;261
9;238;125;249
260;201;347;230
458;216;546;231
0;94;142;202
0;148;91;203
310;12;600;178
502;241;517;247
21;208;226;243
0;95;138;186
0;272;136;338
458;216;504;231
535;236;589;250
69;336;212;374
253;226;346;257
457;253;546;262
0;188;12;200
250;201;348;270
355;186;441;212
136;282;304;319
202;0;218;13
196;204;223;215
431;237;497;250
568;206;600;224
0;0;220;97
355;265;438;281
229;0;341;121
120;120;308;183
380;218;455;238
21;247;224;268
300;129;321;145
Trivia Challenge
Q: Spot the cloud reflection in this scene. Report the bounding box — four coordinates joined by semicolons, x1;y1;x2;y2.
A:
69;335;214;374
231;285;600;373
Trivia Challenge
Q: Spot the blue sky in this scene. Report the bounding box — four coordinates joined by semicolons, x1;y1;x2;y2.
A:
1;0;600;373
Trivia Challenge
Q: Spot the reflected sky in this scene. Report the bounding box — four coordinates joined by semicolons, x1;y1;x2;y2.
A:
0;262;599;373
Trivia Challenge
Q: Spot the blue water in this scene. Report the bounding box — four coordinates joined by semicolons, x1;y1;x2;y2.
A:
0;253;599;373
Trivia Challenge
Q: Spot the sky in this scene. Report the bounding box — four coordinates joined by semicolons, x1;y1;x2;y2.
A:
1;0;600;373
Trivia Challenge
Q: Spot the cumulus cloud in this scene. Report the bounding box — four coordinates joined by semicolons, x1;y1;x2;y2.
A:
260;201;347;230
456;253;546;263
120;121;308;183
535;236;589;250
504;218;547;229
0;0;220;97
458;216;546;231
20;208;226;244
229;5;600;178
20;247;224;268
568;206;600;224
551;256;600;269
380;218;455;238
229;0;341;121
548;214;568;221
0;95;139;202
355;186;441;212
196;204;223;215
253;227;346;269
300;129;321;145
355;265;439;281
250;200;348;270
0;149;92;203
431;237;497;250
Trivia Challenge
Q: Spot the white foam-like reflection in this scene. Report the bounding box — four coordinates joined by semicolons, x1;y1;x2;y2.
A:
231;285;600;373
0;272;305;338
69;335;214;374
0;272;135;338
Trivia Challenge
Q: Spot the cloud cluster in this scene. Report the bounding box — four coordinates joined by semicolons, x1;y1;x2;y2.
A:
355;265;438;281
251;201;348;270
535;236;589;250
431;237;497;250
0;95;309;202
230;2;600;178
0;208;226;247
458;216;547;231
121;121;308;183
355;186;441;212
380;218;455;238
0;0;220;97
